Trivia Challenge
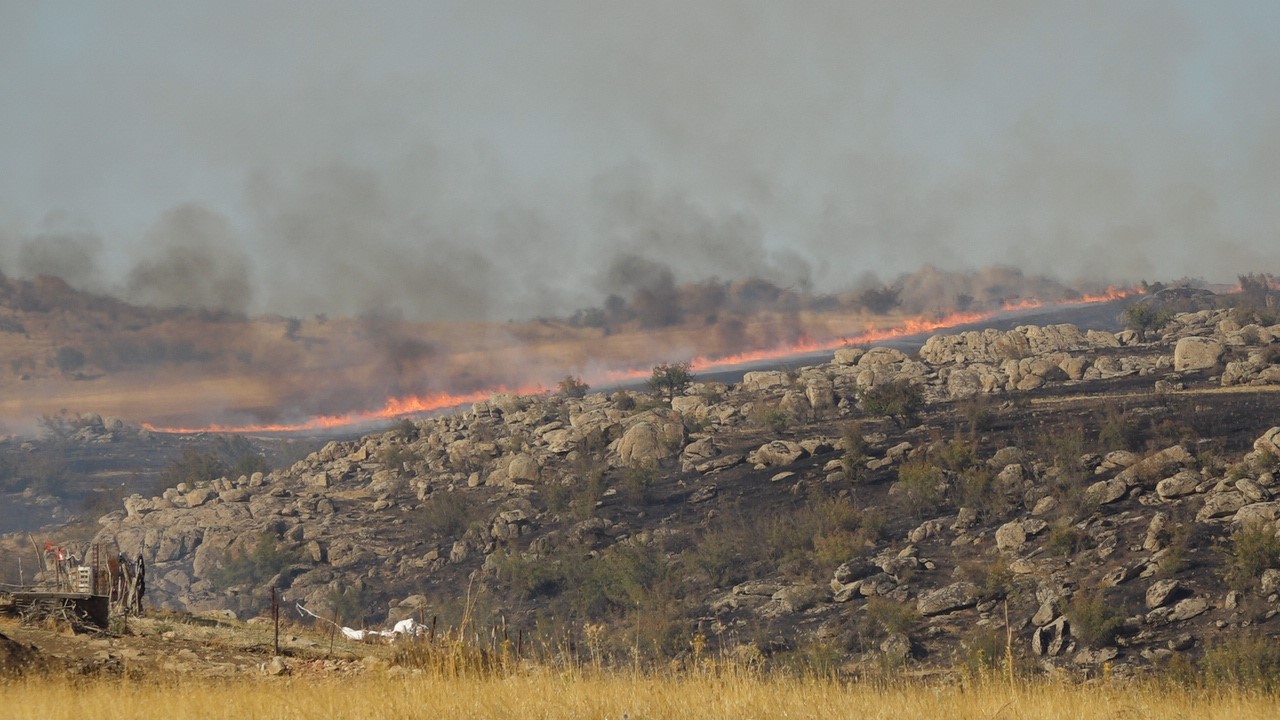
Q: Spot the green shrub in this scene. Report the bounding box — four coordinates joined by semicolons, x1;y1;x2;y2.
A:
1123;302;1174;341
960;625;1009;676
859;379;924;429
229;452;270;479
1157;521;1195;576
932;439;978;472
894;460;947;519
570;468;607;520
417;491;477;539
1097;405;1145;452
377;444;418;469
840;422;872;485
556;375;590;398
1047;522;1088;557
1201;634;1280;689
958;556;1015;600
326;582;380;627
958;395;996;436
210;533;304;590
160;449;227;489
492;549;569;600
864;597;920;637
622;463;658;505
1226;521;1280;591
955;465;1010;522
750;405;790;433
1065;591;1126;648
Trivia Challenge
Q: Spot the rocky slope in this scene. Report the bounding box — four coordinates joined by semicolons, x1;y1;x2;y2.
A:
91;303;1280;676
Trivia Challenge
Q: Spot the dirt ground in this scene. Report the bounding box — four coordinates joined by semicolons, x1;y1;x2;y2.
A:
0;610;390;679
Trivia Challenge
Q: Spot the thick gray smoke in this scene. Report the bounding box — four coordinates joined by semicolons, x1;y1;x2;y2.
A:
125;205;253;314
17;229;102;290
1;2;1277;319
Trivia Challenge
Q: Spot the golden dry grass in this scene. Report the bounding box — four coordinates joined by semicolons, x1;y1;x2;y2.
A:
2;673;1278;720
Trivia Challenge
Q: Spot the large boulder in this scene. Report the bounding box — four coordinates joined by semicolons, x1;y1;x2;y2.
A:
616;423;669;466
1115;445;1195;488
742;371;791;391
1173;337;1224;372
833;347;865;366
748;440;809;467
1255;427;1280;460
859;346;910;366
506;453;541;483
615;409;686;466
1197;491;1247;521
995;521;1028;552
917;582;980;616
1156;470;1202;500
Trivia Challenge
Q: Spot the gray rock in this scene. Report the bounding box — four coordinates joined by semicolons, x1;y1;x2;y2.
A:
1237;478;1270;502
1262;569;1280;596
1255;427;1280;460
264;656;291;676
1116;446;1195;488
741;370;791;391
1086;478;1129;506
1197;491;1247;521
185;488;216;507
507;453;540;483
1156;470;1201;500
917;581;980;616
1032;616;1070;656
833;559;877;585
1173;336;1224;371
1168;597;1210;622
1145;579;1183;609
1234;501;1280;526
749;440;809;467
995;521;1027;552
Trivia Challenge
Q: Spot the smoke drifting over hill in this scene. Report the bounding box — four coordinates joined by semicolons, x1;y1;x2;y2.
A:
1;3;1278;320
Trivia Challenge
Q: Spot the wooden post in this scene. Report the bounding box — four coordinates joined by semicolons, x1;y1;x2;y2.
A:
272;587;280;656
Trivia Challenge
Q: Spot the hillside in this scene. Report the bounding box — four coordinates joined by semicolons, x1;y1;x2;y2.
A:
60;296;1280;679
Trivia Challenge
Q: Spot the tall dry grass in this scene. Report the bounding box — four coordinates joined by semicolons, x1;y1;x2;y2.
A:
3;673;1279;720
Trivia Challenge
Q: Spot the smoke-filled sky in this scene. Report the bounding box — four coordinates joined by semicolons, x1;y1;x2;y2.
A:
1;2;1277;321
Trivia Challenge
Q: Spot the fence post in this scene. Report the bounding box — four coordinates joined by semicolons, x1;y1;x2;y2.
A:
272;587;280;656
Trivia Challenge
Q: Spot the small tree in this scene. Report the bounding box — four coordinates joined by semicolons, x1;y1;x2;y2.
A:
647;361;693;404
1123;302;1173;342
557;375;590;398
859;379;925;429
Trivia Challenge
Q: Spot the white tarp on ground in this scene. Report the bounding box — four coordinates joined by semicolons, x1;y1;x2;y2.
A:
296;602;426;642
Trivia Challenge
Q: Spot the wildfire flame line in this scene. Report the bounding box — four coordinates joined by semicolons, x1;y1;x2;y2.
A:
141;287;1135;435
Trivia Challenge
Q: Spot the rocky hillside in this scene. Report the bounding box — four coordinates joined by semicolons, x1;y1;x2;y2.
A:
92;303;1280;676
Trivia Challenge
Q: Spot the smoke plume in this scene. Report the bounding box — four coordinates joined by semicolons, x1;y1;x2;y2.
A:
0;3;1277;321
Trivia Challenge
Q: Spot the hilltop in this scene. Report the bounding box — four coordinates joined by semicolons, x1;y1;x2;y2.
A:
0;267;1116;433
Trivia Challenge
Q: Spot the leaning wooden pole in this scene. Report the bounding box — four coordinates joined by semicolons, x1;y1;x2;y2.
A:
27;533;45;574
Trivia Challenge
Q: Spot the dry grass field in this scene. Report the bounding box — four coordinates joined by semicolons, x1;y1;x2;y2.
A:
3;673;1278;720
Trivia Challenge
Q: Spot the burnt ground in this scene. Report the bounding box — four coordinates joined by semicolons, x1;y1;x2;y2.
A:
6;298;1280;678
4;362;1280;678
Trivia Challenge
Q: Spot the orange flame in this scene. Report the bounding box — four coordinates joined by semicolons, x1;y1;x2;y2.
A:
142;288;1136;435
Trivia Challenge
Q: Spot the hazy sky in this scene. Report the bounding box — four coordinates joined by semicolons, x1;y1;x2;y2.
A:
2;2;1277;320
